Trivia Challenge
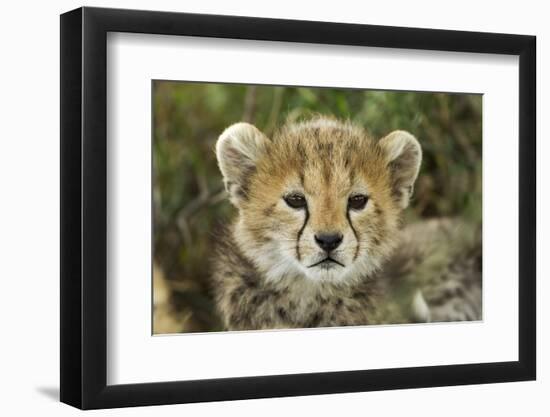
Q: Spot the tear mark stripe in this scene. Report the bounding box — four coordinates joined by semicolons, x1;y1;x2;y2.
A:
346;209;360;261
296;208;310;261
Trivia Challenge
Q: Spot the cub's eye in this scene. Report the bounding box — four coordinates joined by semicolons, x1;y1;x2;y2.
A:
284;193;307;209
348;194;368;210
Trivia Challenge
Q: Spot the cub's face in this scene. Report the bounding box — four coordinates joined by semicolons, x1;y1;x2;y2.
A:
216;119;421;284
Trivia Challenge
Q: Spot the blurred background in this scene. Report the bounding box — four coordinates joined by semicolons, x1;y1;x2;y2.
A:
152;81;482;334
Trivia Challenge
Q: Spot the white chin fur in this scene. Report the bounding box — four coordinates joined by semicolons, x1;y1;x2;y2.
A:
260;251;377;285
303;266;351;283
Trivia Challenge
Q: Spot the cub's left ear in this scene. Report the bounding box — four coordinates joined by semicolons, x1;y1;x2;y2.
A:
379;130;422;209
216;122;270;207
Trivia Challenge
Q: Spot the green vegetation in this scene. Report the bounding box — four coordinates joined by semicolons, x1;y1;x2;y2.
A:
153;81;482;333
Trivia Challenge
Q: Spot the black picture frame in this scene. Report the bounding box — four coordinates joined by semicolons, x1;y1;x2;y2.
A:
60;6;536;410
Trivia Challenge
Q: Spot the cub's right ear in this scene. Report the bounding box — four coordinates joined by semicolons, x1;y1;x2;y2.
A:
216;122;270;207
379;130;422;209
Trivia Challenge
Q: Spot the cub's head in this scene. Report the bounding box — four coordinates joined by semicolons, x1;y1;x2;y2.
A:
216;118;421;284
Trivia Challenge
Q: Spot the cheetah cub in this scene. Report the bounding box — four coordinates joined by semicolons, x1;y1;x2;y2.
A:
212;117;481;330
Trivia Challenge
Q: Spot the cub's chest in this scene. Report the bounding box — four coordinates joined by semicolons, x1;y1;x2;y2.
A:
287;286;375;327
218;275;375;330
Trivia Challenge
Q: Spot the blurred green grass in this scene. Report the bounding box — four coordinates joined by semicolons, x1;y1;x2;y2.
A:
152;81;482;333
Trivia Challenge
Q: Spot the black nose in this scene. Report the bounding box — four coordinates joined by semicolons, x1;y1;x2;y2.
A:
314;233;343;252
